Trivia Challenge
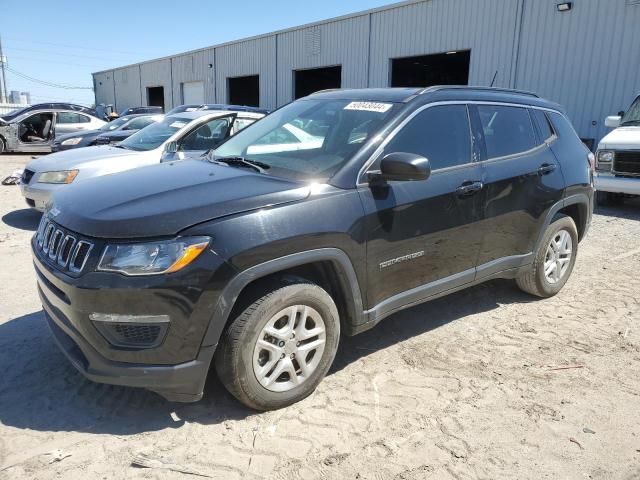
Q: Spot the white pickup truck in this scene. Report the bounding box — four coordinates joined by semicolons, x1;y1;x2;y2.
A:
595;94;640;204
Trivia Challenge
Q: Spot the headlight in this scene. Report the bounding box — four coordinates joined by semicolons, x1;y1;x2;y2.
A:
37;170;79;184
97;237;210;276
61;137;82;146
596;150;614;172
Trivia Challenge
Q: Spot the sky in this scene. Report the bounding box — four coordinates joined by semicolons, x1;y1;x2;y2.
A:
0;0;394;106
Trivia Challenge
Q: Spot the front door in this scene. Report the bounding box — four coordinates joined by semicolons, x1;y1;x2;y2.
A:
16;112;54;152
358;104;485;312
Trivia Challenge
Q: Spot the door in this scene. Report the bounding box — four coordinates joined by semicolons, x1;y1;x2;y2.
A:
182;81;205;105
55;111;92;136
16;112;55;152
358;104;484;311
167;114;236;161
470;104;565;276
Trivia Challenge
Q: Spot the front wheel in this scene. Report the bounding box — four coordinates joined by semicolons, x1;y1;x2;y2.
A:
516;214;579;298
215;278;340;410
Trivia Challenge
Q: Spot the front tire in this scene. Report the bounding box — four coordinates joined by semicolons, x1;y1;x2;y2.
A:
215;278;340;410
516;214;579;298
0;137;5;154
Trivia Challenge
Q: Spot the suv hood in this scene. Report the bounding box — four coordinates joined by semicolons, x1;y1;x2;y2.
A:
51;159;310;238
598;126;640;150
26;145;144;172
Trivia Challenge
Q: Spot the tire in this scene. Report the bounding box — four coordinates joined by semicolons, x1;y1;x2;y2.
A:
0;137;5;155
516;214;579;298
215;277;340;410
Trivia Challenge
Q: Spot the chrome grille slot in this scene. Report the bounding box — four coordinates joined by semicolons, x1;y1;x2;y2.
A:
34;218;94;275
42;224;55;254
69;241;93;273
48;230;64;260
57;235;77;267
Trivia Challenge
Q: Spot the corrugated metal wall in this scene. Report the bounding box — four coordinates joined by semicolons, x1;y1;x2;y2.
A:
113;65;142;112
93;0;640;143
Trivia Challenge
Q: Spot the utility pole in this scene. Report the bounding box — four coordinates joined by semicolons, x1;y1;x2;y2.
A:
0;35;8;103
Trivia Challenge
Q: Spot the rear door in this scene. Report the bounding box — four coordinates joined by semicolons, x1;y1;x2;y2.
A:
55;111;93;136
470;104;565;277
358;103;485;311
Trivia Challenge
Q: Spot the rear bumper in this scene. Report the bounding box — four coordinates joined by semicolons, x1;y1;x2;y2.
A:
595;172;640;195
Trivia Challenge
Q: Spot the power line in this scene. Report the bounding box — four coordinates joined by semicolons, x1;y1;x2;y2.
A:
8;54;106;69
5;45;135;62
6;67;93;90
1;35;159;56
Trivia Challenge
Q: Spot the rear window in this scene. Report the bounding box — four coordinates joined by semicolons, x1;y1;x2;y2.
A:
478;105;536;159
531;109;555;143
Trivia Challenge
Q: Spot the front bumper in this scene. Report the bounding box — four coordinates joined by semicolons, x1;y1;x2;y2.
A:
20;182;61;211
595;172;640;196
33;236;232;402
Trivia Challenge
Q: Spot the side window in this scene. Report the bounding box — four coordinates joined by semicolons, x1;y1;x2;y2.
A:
180;118;231;151
531;109;555;144
233;118;255;133
57;112;90;124
383;105;472;170
477;105;536;159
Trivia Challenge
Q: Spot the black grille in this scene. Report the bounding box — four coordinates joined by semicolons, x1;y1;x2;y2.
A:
614;150;640;176
35;216;94;274
22;169;35;184
93;322;167;348
95;137;110;145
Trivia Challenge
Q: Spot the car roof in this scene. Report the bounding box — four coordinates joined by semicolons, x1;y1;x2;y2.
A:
166;110;264;121
308;88;422;103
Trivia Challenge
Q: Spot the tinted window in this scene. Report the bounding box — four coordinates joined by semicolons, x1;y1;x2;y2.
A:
180;118;231;151
531;109;555;143
57;112;90;124
478;105;536;159
126;117;156;130
383;104;472;170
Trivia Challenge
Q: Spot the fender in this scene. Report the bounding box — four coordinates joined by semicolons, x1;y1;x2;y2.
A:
533;193;592;253
201;248;365;347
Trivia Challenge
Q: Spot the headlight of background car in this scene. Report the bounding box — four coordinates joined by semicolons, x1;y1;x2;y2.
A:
98;237;210;275
596;150;614;171
61;137;82;146
37;170;79;184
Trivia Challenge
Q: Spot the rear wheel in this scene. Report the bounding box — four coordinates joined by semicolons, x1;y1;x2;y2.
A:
516;215;578;298
215;278;340;410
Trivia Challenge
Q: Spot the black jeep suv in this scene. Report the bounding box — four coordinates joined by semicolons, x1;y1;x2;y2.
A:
32;87;594;410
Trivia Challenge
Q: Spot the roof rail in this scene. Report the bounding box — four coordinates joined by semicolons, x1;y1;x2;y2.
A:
419;85;540;98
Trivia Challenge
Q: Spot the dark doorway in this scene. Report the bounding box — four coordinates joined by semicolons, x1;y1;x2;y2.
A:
227;75;260;107
391;50;471;88
146;86;165;110
294;66;342;99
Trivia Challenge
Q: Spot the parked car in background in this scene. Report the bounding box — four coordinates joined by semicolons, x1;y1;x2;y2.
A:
119;106;164;116
166;103;269;115
0;106;106;154
0;103;97;122
595;93;640;204
31;87;593;410
53;114;163;152
94;115;163;146
20;110;263;210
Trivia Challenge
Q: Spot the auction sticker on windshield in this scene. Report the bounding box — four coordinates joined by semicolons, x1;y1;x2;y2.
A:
170;121;187;129
344;102;393;113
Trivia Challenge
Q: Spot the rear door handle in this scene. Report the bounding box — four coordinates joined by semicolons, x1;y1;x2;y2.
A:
456;181;483;197
538;163;557;175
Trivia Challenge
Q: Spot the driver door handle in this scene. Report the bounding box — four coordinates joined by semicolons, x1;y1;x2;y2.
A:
456;181;483;197
538;163;557;175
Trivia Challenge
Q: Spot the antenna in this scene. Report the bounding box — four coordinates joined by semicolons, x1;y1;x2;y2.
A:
489;70;498;88
0;35;8;103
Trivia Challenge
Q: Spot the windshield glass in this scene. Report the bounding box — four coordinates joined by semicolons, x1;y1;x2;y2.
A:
99;117;128;131
621;96;640;126
213;99;400;181
166;105;201;115
119;116;191;151
0;106;31;122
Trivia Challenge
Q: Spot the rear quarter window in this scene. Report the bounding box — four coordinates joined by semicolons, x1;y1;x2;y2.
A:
478;105;536;159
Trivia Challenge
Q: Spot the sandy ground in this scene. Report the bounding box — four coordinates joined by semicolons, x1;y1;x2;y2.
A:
0;154;638;480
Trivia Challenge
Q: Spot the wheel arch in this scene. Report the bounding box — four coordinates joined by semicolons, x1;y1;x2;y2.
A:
201;248;365;348
534;193;592;252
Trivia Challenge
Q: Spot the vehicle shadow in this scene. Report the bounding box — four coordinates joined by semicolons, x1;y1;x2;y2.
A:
595;197;640;220
0;279;531;437
2;208;41;231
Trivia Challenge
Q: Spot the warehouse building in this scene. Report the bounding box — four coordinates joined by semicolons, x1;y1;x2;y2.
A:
93;0;640;147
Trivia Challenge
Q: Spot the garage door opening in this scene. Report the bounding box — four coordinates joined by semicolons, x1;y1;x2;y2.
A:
147;86;165;110
228;75;259;107
391;50;471;88
294;66;342;99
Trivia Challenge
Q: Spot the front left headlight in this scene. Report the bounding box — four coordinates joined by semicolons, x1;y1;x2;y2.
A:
61;137;82;146
97;237;211;276
37;170;79;184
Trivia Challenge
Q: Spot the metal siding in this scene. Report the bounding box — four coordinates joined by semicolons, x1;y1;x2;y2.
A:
515;0;640;143
276;15;370;105
171;49;216;105
215;36;277;109
368;0;520;88
93;71;115;107
113;65;142;113
139;58;173;111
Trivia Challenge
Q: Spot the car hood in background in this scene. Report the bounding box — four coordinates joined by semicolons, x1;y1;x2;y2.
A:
97;130;135;141
598;126;640;150
55;130;101;143
26;146;145;172
50;159;310;238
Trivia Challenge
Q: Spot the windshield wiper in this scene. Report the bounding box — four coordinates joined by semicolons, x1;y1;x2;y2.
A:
621;120;640;126
210;156;270;173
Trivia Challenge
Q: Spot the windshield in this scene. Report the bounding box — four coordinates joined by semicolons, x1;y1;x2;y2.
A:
119;116;191;151
213;99;400;181
166;105;202;115
99;117;128;131
621;96;640;126
0;106;31;122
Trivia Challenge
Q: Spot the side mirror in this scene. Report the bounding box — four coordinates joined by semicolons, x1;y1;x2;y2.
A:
368;152;431;182
164;141;178;153
605;116;622;128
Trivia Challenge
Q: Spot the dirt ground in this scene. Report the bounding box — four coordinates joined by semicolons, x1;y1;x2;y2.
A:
0;154;638;480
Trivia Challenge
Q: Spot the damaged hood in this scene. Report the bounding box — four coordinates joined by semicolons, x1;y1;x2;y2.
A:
50;159;310;238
